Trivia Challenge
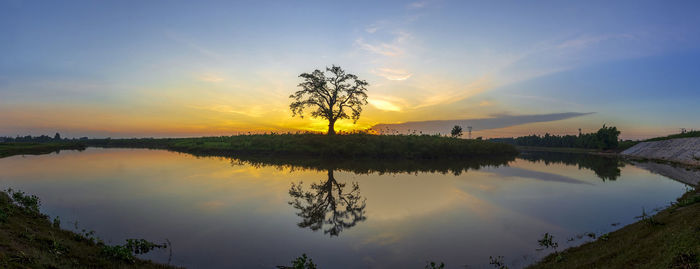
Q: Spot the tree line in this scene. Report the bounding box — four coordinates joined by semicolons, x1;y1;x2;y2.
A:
0;133;89;143
489;125;621;150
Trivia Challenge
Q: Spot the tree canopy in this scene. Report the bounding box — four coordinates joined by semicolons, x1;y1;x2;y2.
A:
290;65;369;135
451;125;463;138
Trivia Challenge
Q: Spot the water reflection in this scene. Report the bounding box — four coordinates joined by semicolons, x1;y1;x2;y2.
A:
225;154;515;175
518;151;625;181
0;148;689;269
288;169;366;237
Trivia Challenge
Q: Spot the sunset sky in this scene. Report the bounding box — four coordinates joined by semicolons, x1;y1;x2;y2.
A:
2;0;699;139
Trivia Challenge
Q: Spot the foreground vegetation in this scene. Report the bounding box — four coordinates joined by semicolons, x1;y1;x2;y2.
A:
0;189;175;268
86;133;518;159
0;142;86;158
529;187;700;269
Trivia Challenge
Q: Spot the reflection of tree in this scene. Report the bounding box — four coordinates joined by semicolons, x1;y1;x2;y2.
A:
288;169;366;237
519;151;625;181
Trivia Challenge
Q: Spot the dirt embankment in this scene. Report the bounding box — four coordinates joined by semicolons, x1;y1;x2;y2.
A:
621;137;700;166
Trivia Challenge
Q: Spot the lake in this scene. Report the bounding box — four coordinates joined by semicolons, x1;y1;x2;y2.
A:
0;148;689;268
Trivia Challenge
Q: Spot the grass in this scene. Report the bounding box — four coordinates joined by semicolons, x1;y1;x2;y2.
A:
86;133;518;159
0;189;177;268
646;130;700;142
528;188;700;269
0;142;86;158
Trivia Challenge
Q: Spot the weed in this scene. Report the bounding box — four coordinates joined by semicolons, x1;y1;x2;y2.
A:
599;233;610;241
52;216;61;228
669;251;699;269
537;233;559;250
489;255;508;269
101;238;167;263
276;253;317;269
6;188;41;215
636;207;664;226
124;238;167;254
425;261;445;269
0;207;8;223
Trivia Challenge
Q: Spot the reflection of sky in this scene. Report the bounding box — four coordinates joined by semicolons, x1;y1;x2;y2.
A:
0;149;688;268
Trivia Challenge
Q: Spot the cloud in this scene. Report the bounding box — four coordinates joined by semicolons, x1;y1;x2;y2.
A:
198;74;225;82
355;38;404;57
368;98;402;112
354;31;412;57
372;68;412;81
479;100;494;107
407;1;428;9
371;112;594;134
556;34;636;50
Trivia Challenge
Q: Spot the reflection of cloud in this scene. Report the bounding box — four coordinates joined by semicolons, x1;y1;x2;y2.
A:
372;68;412;81
371;112;594;134
487;167;593;185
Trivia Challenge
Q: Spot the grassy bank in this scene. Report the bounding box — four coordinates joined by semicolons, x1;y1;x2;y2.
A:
86;134;518;159
0;142;86;158
646;130;700;142
529;188;700;269
0;189;175;268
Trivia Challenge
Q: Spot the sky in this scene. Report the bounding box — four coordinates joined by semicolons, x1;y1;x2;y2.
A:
1;0;699;139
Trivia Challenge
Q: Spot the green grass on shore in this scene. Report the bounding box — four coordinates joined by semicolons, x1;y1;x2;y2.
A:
0;142;86;158
0;189;176;268
528;188;700;269
645;130;700;142
86;134;518;159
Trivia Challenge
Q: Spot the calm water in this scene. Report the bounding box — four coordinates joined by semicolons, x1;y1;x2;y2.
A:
0;148;689;268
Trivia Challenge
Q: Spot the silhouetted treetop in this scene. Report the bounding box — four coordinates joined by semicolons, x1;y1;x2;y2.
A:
290;65;368;135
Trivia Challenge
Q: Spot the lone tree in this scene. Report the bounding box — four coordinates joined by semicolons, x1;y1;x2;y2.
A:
290;65;369;135
451;125;463;138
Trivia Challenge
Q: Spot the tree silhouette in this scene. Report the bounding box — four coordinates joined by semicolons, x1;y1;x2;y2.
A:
290;65;369;135
288;169;366;237
451;125;463;138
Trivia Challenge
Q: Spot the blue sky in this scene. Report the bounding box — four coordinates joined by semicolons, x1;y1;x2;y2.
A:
1;0;699;138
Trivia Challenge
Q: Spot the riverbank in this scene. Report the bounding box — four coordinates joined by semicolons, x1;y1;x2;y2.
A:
622;137;700;167
0;189;176;268
85;134;518;159
0;142;86;158
529;187;700;269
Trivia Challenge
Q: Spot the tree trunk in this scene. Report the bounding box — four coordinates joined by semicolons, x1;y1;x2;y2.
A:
327;119;336;135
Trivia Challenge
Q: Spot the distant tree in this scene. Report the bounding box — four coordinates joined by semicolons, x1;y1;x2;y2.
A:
596;124;620;150
53;133;61;140
290;65;369;135
451;125;463;138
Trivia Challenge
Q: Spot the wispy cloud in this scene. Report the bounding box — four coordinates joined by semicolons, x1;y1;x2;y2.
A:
368;98;402;112
354;31;412;57
165;31;222;59
197;73;225;82
407;1;428;9
479;100;494;107
355;38;404;57
556;33;636;50
372;68;412;81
